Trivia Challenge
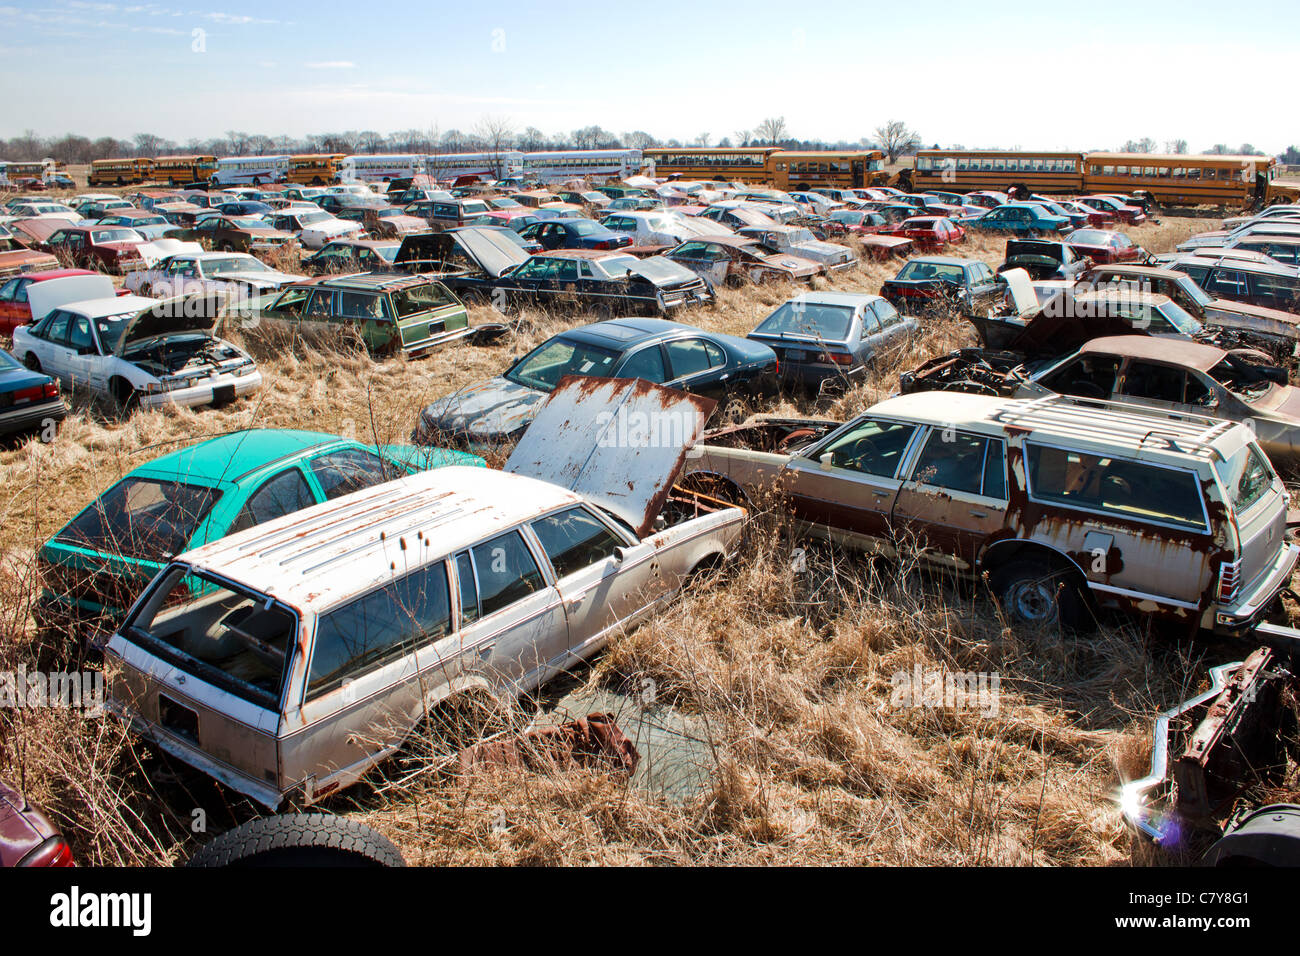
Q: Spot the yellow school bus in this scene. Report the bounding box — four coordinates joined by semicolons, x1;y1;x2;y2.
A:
88;157;155;186
1084;153;1278;207
770;150;888;190
287;153;345;185
911;150;1086;194
151;154;218;186
643;147;779;184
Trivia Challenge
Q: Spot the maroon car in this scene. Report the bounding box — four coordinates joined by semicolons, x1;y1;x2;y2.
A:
39;224;148;274
883;216;965;251
1;776;74;867
1079;194;1146;225
1065;228;1143;264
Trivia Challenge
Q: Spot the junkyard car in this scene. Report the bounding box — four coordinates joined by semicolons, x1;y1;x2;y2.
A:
665;235;822;289
0;776;74;867
254;273;472;355
747;292;917;393
517;218;632;251
13;276;261;412
92;210;176;242
998;239;1091;280
173;215;297;255
681;391;1298;634
105;379;744;809
968;203;1070;236
1078;195;1146;225
494;250;711;315
37;428;483;631
0;225;59;279
392;227;529;300
362;207;430;239
1162;254;1300;314
40;225;148;274
880;256;1002;316
0;346;65;438
269;209;362;249
415;317;777;450
1064;228;1143;264
302;239;401;275
0;268;109;333
1178;222;1300;253
125;251;303;299
734;224;857;272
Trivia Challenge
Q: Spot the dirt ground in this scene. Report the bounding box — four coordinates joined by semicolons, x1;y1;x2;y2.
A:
0;192;1290;866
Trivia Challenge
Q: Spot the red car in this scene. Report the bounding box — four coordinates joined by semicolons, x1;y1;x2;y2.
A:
884;216;965;250
0;268;125;334
1058;200;1115;228
39;224;148;274
1065;228;1143;264
1079;194;1146;225
1;776;74;867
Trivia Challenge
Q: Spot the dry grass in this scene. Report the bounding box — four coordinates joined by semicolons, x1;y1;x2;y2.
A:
0;211;1265;866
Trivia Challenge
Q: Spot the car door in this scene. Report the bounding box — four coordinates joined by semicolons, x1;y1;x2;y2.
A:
1113;358;1214;414
890;428;1010;571
452;529;567;694
221;467;318;540
64;313;104;391
663;336;731;402
781;416;925;554
527;506;657;661
34;311;74;383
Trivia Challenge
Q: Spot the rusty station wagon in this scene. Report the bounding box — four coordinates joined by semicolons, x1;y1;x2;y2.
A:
681;392;1297;634
105;379;743;808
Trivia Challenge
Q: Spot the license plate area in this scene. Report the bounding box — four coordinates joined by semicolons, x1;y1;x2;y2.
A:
212;384;236;404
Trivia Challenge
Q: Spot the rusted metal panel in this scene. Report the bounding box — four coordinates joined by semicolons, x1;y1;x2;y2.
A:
455;713;639;777
506;376;716;536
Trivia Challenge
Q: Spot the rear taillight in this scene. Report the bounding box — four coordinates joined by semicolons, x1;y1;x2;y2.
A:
10;382;58;404
18;836;75;867
820;352;854;365
1217;559;1241;604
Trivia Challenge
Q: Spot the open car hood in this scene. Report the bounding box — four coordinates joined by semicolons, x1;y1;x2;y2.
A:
136;238;203;267
396;226;527;278
505;376;716;537
111;292;228;353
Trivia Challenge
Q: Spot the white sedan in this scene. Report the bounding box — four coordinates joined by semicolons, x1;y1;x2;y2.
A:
125;251;303;299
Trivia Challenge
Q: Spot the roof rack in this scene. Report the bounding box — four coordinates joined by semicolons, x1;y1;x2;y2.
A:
989;394;1235;459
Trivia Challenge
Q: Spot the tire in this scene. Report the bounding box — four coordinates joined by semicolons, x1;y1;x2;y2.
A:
22;354;41;373
185;813;406;868
1202;804;1300;867
110;377;139;415
990;558;1089;630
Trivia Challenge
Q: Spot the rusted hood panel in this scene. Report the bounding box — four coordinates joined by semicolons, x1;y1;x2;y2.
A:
505;376;717;536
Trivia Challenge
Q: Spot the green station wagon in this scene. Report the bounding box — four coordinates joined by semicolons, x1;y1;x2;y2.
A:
254;273;473;355
35;428;483;640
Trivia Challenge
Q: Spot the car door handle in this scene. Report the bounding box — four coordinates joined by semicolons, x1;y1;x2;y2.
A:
969;509;988;519
566;595;585;611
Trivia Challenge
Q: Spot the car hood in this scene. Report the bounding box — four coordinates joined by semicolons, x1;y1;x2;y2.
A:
215;270;304;288
398;227;527;278
110;293;227;353
505;376;716;536
791;239;851;261
421;375;546;439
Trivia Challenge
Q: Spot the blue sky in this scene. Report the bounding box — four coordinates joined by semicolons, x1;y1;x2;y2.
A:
1;0;1295;152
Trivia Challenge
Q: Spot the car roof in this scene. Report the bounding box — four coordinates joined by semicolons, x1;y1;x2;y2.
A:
177;466;582;614
1170;254;1298;276
784;291;883;308
314;272;433;291
563;316;693;347
135;429;343;484
533;248;631;260
866;392;1243;463
1077;335;1226;371
907;256;975;266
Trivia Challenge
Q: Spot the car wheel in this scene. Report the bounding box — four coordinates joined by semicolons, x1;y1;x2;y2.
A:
185;813;406;868
991;559;1090;631
1201;804;1300;867
110;377;139;415
22;354;41;373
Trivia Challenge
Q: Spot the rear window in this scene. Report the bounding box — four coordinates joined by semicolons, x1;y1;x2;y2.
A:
753;301;854;341
1025;443;1207;531
391;282;458;317
56;478;222;561
1213;443;1275;514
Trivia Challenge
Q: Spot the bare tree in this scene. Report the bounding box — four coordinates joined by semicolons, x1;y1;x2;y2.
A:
873;120;920;163
473;115;516;178
623;130;657;150
134;132;165;157
1165;139;1188;154
358;130;386;153
692;132;711;147
755;116;788;147
1120;137;1156;153
734;128;751;148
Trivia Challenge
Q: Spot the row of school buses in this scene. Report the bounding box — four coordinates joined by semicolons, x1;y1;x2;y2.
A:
67;144;1300;208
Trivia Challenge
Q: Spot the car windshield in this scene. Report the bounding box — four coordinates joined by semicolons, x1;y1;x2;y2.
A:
372;245;399;262
1154;299;1202;334
90;228;140;244
299;211;331;225
788;228;818;243
204;255;269;276
492;197;522;208
897;261;964;284
591;254;640;278
55;477;222;562
133;216;167;226
230;217;267;228
830;211;864;224
1070;230;1113;246
754;301;854;341
506;336;621;391
569;221;601;236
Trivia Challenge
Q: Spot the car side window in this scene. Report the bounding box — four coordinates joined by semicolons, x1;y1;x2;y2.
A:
309;448;396;501
1041;355;1121;399
45;311;72;345
530;507;624;580
665;338;713;379
229;468;316;535
469;530;545;617
0;279;17;302
1118;360;1195;404
909;430;1003;498
455;551;479;625
817;419;917;478
307;560;452;699
616;345;667;383
67;316;95;354
271;287;310;315
304;290;334;318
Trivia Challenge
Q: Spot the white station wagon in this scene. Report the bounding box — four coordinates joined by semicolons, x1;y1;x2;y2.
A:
105;378;744;808
12;275;261;413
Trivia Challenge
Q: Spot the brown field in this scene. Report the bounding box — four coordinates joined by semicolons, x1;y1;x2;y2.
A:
0;193;1285;866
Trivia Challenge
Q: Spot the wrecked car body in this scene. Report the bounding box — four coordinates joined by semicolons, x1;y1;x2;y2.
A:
105;378;745;809
681;391;1297;634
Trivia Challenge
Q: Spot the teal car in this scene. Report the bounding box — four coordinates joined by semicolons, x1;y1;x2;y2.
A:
35;429;484;639
968;202;1071;237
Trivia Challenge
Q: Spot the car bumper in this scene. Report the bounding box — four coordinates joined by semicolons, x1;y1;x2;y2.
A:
0;397;66;436
825;259;858;273
1208;541;1300;635
138;370;263;410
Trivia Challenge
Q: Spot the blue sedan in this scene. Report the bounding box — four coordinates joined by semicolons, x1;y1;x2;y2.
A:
968;203;1070;236
0;348;66;439
747;292;918;393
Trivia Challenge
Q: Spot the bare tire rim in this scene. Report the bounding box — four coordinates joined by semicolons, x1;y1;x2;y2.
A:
1008;578;1058;625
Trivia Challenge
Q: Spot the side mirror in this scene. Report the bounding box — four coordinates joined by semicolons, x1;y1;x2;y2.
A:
614;546;630;564
820;452;834;470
